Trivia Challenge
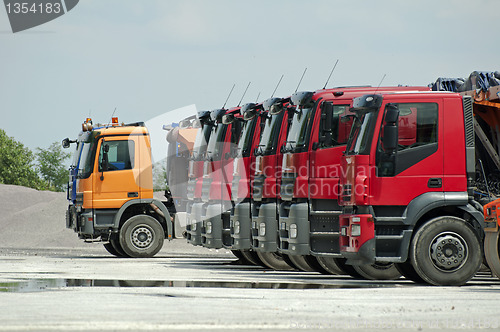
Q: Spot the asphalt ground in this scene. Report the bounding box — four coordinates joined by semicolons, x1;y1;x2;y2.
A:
1;244;500;332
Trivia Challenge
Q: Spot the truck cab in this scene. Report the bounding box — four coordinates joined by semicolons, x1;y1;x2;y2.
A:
185;111;214;245
227;103;265;251
199;107;243;248
64;117;172;258
339;91;484;285
278;86;430;278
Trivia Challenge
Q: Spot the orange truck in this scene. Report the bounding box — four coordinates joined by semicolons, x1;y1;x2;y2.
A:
63;117;173;258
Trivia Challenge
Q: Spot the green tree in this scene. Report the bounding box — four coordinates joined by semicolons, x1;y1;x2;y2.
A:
152;160;168;191
0;129;46;190
36;142;71;192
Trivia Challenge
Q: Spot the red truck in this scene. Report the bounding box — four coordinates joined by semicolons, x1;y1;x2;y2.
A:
226;103;266;262
278;86;430;278
338;90;485;285
185;111;215;246
200;107;243;249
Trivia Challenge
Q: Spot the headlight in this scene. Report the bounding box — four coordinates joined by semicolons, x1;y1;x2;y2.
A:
192;220;197;231
259;222;266;236
234;221;240;234
352;217;361;222
290;224;297;238
280;222;286;230
351;224;361;237
206;221;212;234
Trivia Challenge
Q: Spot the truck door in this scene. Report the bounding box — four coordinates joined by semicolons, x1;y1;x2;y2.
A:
371;100;443;206
309;102;352;200
92;136;141;209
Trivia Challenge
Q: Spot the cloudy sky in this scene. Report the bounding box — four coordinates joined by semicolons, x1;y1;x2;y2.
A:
1;0;499;153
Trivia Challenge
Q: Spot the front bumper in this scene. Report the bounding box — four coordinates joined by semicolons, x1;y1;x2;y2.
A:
229;200;252;250
186;202;205;246
201;203;224;249
339;213;375;264
251;200;279;252
278;201;310;256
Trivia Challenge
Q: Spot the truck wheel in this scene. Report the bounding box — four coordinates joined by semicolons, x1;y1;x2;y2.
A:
484;231;500;279
256;251;295;271
288;255;316;272
395;261;425;283
103;241;126;257
353;263;401;280
316;257;346;275
103;242;120;257
410;216;482;286
335;258;362;278
119;215;165;258
240;249;266;267
304;256;330;274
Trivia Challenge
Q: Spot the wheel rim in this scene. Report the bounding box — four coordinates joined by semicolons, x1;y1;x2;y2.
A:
131;224;154;249
429;231;468;272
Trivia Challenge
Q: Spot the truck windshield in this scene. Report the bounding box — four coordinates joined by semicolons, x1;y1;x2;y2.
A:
258;112;282;156
237;117;256;158
206;123;226;161
78;141;96;178
286;106;314;151
345;109;379;155
192;124;213;161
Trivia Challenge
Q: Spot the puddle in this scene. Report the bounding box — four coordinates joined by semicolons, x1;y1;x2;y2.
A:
0;278;402;293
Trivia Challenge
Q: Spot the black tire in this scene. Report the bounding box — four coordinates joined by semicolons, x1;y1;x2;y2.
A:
240;249;266;267
304;256;330;274
316;257;346;275
352;262;401;280
484;231;500;279
119;215;165;258
395;261;426;283
282;254;299;270
288;255;316;272
256;251;295;271
103;242;122;257
410;216;482;286
335;258;362;278
111;238;129;257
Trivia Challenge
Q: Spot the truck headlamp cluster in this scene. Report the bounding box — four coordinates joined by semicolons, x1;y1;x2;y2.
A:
290;224;298;238
234;221;240;234
259;222;266;236
351;224;361;237
206;221;213;234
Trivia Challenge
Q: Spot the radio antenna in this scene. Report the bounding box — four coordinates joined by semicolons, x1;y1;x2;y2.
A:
374;74;386;94
238;81;251;107
295;68;307;93
323;59;339;89
271;74;284;98
222;84;236;109
255;91;261;103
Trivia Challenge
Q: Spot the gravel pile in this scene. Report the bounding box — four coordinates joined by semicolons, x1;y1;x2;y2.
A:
0;184;85;249
0;184;233;258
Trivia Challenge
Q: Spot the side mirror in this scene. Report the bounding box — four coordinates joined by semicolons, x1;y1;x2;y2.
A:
382;104;399;153
321;103;334;132
383;126;398;152
62;138;71;148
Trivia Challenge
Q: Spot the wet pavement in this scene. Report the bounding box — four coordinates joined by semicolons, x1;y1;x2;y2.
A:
1;246;500;331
